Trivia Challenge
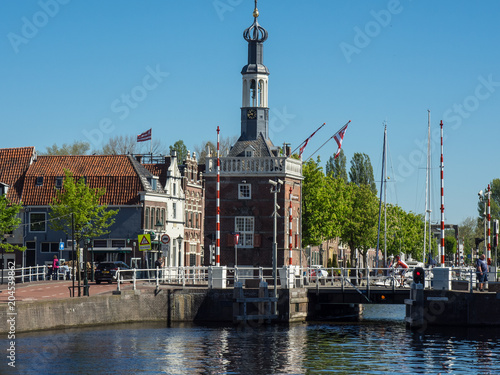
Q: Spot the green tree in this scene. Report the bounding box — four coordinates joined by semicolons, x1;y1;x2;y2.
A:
325;149;348;182
383;205;425;263
459;217;478;264
302;158;327;247
444;236;457;261
0;196;26;252
50;170;118;288
340;183;378;269
169;140;188;164
41;141;91;155
349;153;377;195
477;179;500;229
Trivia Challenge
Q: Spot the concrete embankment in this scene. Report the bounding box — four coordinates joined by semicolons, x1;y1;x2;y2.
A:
1;288;236;334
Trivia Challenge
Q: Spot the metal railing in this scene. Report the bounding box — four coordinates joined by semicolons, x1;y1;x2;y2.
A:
6;264;487;292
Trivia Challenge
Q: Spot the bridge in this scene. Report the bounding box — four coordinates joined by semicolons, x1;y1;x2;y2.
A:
4;264;499;330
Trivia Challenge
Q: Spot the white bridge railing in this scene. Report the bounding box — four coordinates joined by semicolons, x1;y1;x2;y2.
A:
7;265;480;292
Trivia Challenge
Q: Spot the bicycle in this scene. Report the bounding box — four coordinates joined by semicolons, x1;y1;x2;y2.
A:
383;267;412;288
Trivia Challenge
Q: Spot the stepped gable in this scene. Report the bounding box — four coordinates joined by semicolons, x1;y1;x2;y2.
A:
22;155;143;206
0;147;36;203
227;133;276;157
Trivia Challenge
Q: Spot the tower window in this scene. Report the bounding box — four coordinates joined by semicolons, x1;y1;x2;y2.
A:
238;184;251;200
250;79;256;107
235;217;254;248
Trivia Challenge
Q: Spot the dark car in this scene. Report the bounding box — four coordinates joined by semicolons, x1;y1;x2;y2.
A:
94;261;133;284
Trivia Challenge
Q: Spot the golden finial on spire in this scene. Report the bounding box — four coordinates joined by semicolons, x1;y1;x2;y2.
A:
253;0;259;18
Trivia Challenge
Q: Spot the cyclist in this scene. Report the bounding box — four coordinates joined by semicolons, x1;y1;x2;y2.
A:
393;255;409;287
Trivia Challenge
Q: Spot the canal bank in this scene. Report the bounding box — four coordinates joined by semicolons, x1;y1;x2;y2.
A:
1;285;360;334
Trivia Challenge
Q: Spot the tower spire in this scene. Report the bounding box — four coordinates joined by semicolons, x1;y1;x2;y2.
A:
240;0;270;141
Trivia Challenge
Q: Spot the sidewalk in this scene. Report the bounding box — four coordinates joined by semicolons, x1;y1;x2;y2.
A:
0;279;152;303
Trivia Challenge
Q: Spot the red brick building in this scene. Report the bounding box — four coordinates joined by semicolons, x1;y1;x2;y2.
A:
203;4;303;269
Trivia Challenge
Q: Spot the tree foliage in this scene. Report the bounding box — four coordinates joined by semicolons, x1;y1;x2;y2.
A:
41;141;91;155
341;183;379;268
325;149;348;182
169;140;188;164
0;196;25;252
50;170;118;245
349;152;377;195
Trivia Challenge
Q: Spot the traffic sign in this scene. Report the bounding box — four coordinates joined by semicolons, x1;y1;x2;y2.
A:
59;242;64;250
138;234;151;251
161;234;170;244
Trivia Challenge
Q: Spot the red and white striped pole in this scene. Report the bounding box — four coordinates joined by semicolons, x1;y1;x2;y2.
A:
216;126;221;267
487;184;491;264
440;120;445;267
288;186;293;265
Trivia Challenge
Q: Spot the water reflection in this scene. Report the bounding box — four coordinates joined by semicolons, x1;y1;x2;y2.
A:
8;315;500;374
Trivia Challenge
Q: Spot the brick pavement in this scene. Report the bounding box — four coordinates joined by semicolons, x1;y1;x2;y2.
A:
0;279;152;303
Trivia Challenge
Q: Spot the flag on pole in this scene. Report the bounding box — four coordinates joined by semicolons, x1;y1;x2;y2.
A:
298;123;326;157
137;128;152;142
333;121;350;159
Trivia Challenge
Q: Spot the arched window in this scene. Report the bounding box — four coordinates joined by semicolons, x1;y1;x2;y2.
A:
258;80;263;107
151;208;155;230
250;79;256;107
145;207;150;229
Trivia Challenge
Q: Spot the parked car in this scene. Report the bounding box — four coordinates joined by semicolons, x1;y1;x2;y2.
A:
94;261;133;284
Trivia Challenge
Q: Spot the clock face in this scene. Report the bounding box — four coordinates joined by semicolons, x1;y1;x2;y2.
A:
247;109;257;119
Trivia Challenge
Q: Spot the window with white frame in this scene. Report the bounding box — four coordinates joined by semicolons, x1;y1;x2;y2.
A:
30;212;46;232
235;216;254;248
238;184;251;200
173;203;177;219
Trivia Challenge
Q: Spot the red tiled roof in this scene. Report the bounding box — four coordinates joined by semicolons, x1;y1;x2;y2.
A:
0;147;35;203
22;155;143;206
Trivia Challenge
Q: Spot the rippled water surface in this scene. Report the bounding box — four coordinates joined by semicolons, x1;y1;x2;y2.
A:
6;305;500;374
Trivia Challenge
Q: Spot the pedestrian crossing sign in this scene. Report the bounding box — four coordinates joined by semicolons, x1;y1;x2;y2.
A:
138;234;151;251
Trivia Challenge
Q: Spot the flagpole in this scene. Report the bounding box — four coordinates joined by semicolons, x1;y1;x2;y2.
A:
292;122;326;155
305;120;350;162
150;129;153;162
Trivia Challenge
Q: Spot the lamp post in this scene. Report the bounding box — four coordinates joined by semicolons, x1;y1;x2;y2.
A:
234;233;240;268
269;178;283;314
155;219;163;262
176;235;183;268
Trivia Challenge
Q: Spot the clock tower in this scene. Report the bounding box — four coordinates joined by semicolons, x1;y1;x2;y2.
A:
240;0;269;141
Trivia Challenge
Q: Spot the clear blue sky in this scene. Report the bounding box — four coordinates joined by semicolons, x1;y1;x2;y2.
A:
2;0;499;226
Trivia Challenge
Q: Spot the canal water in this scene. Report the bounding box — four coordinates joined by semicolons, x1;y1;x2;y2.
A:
6;305;500;374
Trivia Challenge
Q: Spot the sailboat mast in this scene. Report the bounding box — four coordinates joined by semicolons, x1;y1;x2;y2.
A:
423;111;431;264
440;120;445;266
375;124;387;269
383;125;387;263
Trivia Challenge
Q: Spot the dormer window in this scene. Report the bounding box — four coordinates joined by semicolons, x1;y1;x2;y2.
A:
0;183;8;196
55;176;63;189
36;176;43;186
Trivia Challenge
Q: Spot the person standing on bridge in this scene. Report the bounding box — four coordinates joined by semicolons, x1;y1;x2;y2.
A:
476;254;488;292
52;255;60;280
393;255;409;287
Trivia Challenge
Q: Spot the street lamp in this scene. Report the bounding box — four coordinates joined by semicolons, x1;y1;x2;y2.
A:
155;219;163;257
176;235;183;267
233;232;240;267
269;178;283;314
